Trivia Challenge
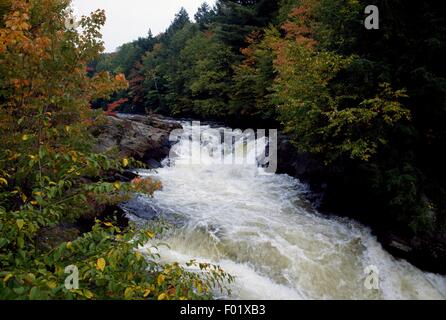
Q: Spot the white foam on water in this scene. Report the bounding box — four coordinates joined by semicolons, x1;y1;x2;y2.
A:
136;123;446;300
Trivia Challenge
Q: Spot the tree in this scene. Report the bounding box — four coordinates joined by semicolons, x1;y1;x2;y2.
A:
231;30;276;121
212;0;279;55
195;2;215;30
0;0;232;300
180;31;233;118
165;7;190;38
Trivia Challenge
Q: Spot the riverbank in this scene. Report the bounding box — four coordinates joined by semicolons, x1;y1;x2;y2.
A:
36;114;180;247
85;113;446;276
277;136;446;275
118;118;446;299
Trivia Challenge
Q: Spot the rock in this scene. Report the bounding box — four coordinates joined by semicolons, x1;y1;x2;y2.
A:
120;170;139;181
390;240;412;253
36;115;181;251
102;169;138;183
120;195;186;226
276;133;326;205
36;224;80;251
92;114;182;163
146;158;162;169
120;195;162;220
277;134;323;181
378;231;446;274
77;204;129;233
35;205;129;250
276;131;446;274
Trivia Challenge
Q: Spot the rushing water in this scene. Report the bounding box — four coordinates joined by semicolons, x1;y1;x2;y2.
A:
132;122;446;300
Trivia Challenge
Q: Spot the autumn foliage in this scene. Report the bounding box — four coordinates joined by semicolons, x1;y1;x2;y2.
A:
0;0;232;300
106;98;128;116
91;0;446;251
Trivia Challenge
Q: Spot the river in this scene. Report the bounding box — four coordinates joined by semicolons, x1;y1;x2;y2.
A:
131;122;446;300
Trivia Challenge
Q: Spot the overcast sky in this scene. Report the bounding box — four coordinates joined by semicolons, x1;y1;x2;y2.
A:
72;0;216;52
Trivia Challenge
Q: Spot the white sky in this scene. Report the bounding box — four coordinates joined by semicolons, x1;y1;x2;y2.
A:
72;0;216;52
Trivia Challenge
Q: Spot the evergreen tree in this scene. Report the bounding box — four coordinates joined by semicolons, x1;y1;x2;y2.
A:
195;2;215;30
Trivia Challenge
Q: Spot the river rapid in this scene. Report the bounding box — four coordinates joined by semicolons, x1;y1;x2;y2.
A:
131;122;446;300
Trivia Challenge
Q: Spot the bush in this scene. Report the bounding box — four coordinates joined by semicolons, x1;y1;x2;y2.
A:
0;0;233;300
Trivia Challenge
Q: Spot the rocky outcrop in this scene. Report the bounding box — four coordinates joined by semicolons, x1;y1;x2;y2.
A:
277;133;446;274
92;114;182;166
35;114;182;250
276;134;328;206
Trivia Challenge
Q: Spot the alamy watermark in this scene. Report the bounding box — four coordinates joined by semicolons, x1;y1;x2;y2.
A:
64;264;79;290
365;5;379;30
168;122;278;175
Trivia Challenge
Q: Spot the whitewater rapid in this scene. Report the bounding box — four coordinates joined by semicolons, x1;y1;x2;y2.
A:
134;122;446;300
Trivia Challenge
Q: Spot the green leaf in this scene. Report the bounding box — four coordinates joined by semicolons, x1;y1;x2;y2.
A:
0;238;9;248
16;219;25;230
29;287;42;300
17;236;24;249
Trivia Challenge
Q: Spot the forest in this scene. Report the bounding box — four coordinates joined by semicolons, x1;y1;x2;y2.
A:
94;0;446;272
1;0;446;300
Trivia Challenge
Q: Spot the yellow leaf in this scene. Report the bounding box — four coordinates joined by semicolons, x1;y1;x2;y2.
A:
20;193;27;202
163;267;171;275
3;274;13;283
179;296;187;300
135;251;142;260
0;178;8;186
122;158;129;167
96;258;106;272
157;293;168;300
22;134;29;141
114;181;121;190
47;281;57;289
65;125;71;133
83;289;94;299
143;289;151;298
103;222;113;227
124;287;133;299
30;201;38;206
197;282;203;294
8;153;20;161
16;219;25;230
157;274;165;286
66;242;73;250
146;231;155;239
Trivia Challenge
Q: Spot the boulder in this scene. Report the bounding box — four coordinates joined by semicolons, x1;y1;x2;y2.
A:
92;114;182;163
119;195;162;220
120;194;187;226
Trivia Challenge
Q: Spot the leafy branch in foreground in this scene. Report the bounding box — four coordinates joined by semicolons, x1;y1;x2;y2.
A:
0;220;234;300
0;0;233;300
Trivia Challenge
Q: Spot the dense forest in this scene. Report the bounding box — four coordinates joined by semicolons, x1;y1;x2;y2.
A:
94;0;446;272
1;0;446;301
